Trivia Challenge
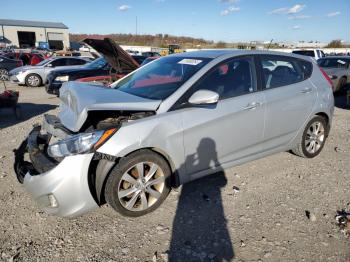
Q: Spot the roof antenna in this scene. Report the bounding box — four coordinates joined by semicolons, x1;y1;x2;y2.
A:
267;39;273;50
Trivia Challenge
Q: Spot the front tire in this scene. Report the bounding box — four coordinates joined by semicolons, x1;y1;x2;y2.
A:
25;74;42;87
105;150;171;217
292;116;328;158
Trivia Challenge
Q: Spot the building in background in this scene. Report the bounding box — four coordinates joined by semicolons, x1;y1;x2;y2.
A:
0;19;69;50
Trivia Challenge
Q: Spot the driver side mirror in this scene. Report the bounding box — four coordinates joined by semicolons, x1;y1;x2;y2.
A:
188;90;219;105
46;63;53;67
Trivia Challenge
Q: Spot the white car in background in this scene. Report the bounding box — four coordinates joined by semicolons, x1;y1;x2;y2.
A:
292;49;326;61
9;57;91;87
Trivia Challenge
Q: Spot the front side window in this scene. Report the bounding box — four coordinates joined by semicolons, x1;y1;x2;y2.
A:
113;56;211;100
260;56;304;89
186;56;256;100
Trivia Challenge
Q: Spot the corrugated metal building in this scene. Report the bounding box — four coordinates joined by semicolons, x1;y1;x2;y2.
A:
0;19;69;50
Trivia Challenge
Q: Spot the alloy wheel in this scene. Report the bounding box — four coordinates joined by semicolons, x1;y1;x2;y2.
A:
305;121;325;154
27;75;40;86
117;162;166;212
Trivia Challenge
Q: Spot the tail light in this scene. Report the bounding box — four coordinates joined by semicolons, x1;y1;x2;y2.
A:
319;67;333;90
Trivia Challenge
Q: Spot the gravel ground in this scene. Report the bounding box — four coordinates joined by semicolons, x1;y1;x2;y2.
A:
0;83;349;262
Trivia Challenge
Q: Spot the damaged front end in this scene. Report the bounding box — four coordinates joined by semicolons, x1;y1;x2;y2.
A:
13;108;155;217
14;124;57;183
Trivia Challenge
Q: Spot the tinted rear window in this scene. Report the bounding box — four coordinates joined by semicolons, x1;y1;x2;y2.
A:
260;55;312;89
318;58;349;69
292;50;315;57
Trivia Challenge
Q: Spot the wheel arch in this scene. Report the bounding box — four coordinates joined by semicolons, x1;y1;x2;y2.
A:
89;147;178;206
315;111;330;132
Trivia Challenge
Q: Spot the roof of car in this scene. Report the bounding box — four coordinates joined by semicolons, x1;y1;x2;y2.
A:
319;56;350;60
172;49;308;59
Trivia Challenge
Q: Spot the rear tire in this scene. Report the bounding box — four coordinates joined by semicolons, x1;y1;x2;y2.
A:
105;150;171;217
292;116;328;158
336;77;347;93
25;74;42;87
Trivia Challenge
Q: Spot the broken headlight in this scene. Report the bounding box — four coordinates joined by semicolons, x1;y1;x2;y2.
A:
48;128;117;157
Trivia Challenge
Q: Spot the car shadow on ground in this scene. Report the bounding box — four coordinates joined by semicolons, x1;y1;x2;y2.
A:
334;84;350;110
0;103;57;129
168;138;234;261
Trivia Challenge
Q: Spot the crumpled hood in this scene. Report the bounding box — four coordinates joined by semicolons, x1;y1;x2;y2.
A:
83;38;139;73
58;81;161;132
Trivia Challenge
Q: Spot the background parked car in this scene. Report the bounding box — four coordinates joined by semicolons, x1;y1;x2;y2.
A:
131;55;147;66
0;56;23;80
318;56;350;92
46;38;140;95
292;49;326;60
140;56;159;66
142;51;161;57
2;52;44;66
9;56;91;87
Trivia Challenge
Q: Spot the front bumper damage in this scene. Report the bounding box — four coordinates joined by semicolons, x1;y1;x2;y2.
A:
13;118;98;217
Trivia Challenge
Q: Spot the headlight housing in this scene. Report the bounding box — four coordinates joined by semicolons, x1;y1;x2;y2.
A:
55;75;69;82
48;128;117;158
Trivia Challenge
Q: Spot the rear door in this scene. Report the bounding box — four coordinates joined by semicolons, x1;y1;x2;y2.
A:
176;56;265;176
258;55;316;150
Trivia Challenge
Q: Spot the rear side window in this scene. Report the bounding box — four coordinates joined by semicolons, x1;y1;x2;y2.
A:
298;59;313;79
68;58;87;65
260;55;306;89
51;58;68;67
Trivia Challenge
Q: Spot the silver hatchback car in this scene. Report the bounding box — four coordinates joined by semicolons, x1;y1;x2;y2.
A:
14;50;334;217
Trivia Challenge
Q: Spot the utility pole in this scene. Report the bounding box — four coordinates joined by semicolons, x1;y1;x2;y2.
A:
136;16;138;35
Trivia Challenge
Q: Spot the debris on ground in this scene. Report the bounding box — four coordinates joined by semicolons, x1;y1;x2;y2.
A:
305;210;317;222
232;186;240;194
334;146;342;152
335;210;350;238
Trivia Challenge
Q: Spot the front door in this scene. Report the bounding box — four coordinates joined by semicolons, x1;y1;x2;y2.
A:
177;56;265;177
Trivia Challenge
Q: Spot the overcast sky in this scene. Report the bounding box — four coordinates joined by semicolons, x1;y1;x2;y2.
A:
2;0;349;43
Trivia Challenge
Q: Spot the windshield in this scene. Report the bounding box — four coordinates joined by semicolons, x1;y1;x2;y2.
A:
84;57;107;69
113;56;212;100
36;58;52;66
318;58;350;69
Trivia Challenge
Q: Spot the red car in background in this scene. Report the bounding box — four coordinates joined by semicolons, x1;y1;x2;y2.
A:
3;52;44;66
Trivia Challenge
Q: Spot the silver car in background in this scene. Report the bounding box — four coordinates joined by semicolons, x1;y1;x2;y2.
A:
318;56;350;92
9;56;91;87
14;50;334;218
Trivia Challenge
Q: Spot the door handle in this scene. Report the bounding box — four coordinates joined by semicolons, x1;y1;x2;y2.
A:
301;87;312;94
243;102;262;110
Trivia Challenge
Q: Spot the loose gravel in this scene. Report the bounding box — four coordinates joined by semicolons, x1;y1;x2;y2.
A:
0;83;349;261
